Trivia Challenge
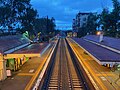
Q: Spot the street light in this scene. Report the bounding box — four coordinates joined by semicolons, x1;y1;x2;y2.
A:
96;31;104;42
97;31;101;35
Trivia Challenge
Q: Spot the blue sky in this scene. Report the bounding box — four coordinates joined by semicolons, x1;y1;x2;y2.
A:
30;0;116;30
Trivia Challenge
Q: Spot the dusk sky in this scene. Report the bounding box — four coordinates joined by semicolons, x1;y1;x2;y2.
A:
30;0;118;30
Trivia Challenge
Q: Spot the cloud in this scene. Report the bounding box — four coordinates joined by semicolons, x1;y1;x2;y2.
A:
31;0;113;30
64;7;79;15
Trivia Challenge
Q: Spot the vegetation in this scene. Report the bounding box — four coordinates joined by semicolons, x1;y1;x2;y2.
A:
0;0;37;34
77;0;120;38
34;17;56;35
0;0;56;41
34;17;56;41
78;13;99;37
100;0;120;37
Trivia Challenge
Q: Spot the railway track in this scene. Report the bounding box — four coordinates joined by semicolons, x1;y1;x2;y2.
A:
40;38;88;90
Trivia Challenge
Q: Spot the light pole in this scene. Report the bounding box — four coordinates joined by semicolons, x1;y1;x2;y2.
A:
96;31;104;42
46;16;48;34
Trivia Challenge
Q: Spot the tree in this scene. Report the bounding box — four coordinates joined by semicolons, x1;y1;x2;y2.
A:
99;0;120;37
0;5;11;33
0;0;37;36
34;18;47;34
47;17;56;34
110;0;120;37
33;17;56;41
100;8;110;34
77;13;98;37
34;17;56;35
20;7;37;34
112;0;120;21
85;13;98;34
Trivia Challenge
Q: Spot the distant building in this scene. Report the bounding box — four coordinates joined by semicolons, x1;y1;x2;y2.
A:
67;32;73;37
72;12;90;34
72;19;76;32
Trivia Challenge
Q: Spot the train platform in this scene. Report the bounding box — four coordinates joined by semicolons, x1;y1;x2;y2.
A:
72;37;120;66
0;42;55;90
67;38;120;90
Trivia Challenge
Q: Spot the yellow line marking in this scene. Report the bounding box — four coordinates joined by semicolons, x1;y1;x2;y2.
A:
25;46;53;90
96;74;114;76
17;73;34;76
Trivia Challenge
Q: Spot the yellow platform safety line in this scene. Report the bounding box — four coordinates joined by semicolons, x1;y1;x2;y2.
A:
25;46;53;90
96;74;114;77
17;73;35;76
67;38;108;90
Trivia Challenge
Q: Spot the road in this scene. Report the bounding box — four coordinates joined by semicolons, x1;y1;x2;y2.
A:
40;38;88;90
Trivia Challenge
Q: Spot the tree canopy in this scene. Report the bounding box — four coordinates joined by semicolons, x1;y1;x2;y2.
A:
100;0;120;37
0;0;56;40
77;0;120;38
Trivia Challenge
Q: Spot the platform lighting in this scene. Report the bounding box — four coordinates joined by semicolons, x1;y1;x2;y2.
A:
96;31;101;35
96;31;104;42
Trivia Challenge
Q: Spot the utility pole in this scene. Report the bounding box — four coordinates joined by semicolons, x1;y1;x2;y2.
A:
46;16;48;34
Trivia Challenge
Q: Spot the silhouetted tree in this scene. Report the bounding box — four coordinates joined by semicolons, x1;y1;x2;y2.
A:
0;0;37;36
110;0;120;37
100;8;111;34
85;13;98;34
34;17;56;35
99;0;120;37
20;7;37;34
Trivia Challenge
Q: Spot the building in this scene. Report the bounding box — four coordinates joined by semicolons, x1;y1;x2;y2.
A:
72;12;90;33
